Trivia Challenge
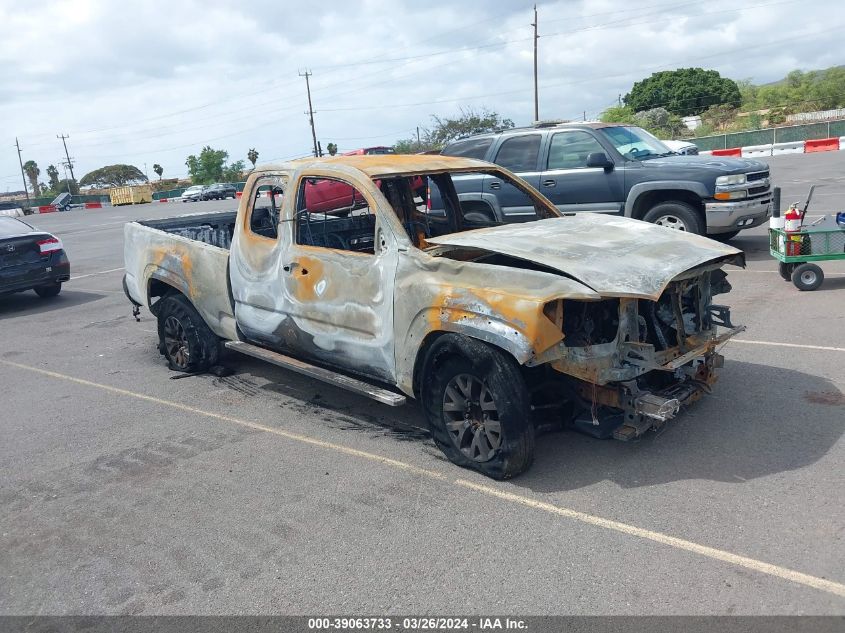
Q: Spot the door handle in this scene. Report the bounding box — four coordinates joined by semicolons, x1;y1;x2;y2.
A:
488;181;501;190
283;262;300;273
542;179;556;187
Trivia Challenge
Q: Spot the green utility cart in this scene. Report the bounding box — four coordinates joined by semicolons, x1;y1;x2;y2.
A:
770;227;845;291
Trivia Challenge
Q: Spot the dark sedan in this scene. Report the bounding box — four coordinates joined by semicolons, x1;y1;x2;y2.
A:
201;183;237;200
0;216;70;298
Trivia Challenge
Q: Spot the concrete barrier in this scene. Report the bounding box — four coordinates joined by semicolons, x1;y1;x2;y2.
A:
158;198;169;203
771;141;805;156
84;202;103;209
804;137;840;152
741;144;773;158
0;208;24;218
699;150;713;156
711;148;742;157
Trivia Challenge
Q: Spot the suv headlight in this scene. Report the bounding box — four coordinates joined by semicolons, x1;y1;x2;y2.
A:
716;174;747;186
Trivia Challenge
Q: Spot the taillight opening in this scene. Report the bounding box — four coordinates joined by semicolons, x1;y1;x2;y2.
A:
37;238;63;254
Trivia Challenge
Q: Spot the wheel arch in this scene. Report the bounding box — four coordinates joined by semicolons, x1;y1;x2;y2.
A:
625;182;708;220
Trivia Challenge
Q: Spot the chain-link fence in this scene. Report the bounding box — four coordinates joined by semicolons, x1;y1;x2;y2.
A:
692;120;845;151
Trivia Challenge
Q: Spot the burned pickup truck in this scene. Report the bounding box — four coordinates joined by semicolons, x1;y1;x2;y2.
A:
123;155;744;479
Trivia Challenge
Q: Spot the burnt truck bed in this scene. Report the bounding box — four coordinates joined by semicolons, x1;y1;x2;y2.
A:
138;210;238;249
124;210;239;341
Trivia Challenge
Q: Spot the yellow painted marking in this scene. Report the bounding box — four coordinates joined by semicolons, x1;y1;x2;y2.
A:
733;339;845;353
456;479;845;598
2;358;844;599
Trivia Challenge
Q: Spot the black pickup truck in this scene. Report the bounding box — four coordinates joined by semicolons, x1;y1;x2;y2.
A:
438;122;772;238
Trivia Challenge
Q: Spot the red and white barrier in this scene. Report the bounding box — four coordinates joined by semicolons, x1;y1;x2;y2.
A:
741;144;773;158
804;137;840;152
37;205;57;214
84;202;103;209
772;141;805;155
700;137;841;158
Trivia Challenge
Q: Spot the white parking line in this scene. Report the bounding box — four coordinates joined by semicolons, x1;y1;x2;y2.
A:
729;270;845;275
1;358;844;599
733;339;845;353
69;267;124;281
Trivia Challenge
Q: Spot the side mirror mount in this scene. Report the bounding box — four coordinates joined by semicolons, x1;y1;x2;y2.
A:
586;152;613;170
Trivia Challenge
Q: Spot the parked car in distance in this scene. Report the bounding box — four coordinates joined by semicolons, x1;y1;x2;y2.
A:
342;146;396;156
662;139;700;155
201;183;237;200
181;185;206;202
439;122;771;238
0;216;70;298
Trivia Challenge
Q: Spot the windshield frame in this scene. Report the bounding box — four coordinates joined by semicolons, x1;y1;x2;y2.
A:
598;125;675;161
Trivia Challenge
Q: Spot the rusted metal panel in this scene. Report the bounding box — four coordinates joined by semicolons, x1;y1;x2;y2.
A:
427;215;744;300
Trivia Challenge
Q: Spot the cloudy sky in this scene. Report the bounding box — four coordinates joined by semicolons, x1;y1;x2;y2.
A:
1;0;842;191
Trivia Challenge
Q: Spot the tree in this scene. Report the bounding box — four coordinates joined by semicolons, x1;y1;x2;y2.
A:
427;106;514;147
80;164;148;187
153;163;163;180
247;148;259;167
325;143;337;156
185;146;230;184
46;165;60;192
394;106;515;153
221;160;245;183
23;160;39;195
55;179;80;195
624;68;741;117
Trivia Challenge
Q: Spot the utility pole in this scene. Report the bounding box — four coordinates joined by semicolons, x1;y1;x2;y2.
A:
299;70;319;157
57;134;76;182
14;138;31;206
532;5;539;122
416;126;421;147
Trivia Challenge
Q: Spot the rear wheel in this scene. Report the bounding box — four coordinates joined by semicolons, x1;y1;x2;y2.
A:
642;201;705;235
34;283;61;298
791;263;824;291
156;294;219;372
422;335;534;479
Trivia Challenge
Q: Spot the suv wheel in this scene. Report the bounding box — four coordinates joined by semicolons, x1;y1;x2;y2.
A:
642;201;705;235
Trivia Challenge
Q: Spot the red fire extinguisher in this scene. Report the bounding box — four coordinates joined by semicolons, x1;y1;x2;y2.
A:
784;204;803;257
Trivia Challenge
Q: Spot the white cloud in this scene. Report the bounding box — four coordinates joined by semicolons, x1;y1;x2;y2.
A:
1;0;841;189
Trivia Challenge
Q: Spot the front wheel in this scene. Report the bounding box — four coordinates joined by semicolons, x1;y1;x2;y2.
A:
642;201;705;235
156;294;219;372
792;263;824;291
778;262;794;281
422;336;534;479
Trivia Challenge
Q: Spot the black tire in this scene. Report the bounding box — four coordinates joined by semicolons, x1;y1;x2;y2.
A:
34;283;61;298
791;263;824;291
156;294;219;372
713;230;740;242
421;334;534;479
642;201;705;235
778;262;794;281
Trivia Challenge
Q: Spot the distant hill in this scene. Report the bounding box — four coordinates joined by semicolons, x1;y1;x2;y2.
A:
758;65;845;87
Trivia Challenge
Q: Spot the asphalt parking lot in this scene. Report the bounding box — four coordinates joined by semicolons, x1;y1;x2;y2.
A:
1;151;843;616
